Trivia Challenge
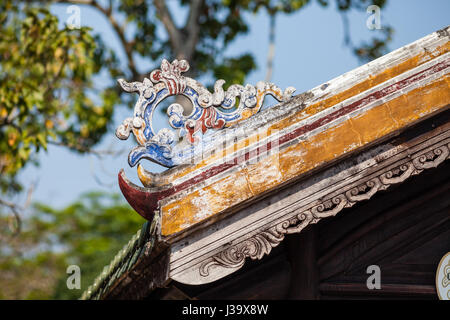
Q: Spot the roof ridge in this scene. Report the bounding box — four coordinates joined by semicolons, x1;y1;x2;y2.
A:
80;218;155;300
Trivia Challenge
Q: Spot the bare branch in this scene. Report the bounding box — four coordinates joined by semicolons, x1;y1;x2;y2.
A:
89;156;115;188
24;183;35;210
340;12;352;46
30;0;204;78
0;182;35;240
265;13;276;82
0;116;22;132
90;1;139;78
25;0;95;6
154;0;182;56
183;0;203;61
47;140;127;158
0;198;22;236
33;0;140;78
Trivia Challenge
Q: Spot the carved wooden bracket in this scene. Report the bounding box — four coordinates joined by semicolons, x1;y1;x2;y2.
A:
169;123;450;285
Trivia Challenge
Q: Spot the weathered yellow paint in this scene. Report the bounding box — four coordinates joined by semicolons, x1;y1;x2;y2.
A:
349;104;397;145
163;189;202;234
137;164;153;186
159;46;449;186
162;169;254;235
275;44;450;135
160;75;449;236
246;152;284;195
201;169;254;217
167;127;280;183
278;141;308;181
387;75;450;127
132;123;147;146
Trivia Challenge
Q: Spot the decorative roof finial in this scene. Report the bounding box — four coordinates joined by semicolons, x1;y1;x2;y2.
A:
116;59;296;168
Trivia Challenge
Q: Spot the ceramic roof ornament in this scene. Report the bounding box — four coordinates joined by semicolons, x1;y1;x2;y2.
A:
115;58;296;169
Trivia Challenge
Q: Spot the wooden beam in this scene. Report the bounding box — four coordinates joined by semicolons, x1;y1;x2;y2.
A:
319;283;437;297
285;225;319;299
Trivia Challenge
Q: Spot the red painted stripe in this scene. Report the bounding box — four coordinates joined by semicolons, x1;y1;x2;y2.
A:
120;58;449;220
176;59;449;193
279;59;449;145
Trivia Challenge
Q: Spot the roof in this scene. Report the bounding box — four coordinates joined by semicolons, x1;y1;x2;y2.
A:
82;26;450;299
80;217;157;300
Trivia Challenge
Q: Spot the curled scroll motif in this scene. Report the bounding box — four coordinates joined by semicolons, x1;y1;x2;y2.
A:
412;146;449;170
199;225;287;277
345;178;384;203
198;142;450;278
380;162;416;184
285;210;315;234
115;59;296;169
311;194;348;218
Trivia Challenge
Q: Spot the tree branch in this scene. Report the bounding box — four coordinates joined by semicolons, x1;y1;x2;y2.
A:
154;0;182;57
34;0;140;78
47;140;127;158
265;13;276;82
183;0;203;61
0;116;22;133
0;183;35;238
89;1;139;78
0;197;22;236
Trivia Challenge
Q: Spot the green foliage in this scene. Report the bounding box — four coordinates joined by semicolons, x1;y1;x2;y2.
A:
355;26;393;62
0;1;119;194
0;0;391;195
0;0;392;299
0;192;144;299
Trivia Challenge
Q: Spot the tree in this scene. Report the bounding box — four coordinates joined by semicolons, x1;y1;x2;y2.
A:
0;1;119;194
0;192;144;299
1;0;391;195
0;0;392;299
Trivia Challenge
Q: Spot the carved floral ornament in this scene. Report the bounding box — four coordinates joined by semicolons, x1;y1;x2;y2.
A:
198;143;450;278
115;59;296;169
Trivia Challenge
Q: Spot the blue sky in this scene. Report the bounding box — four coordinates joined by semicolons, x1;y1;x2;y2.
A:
16;0;450;209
